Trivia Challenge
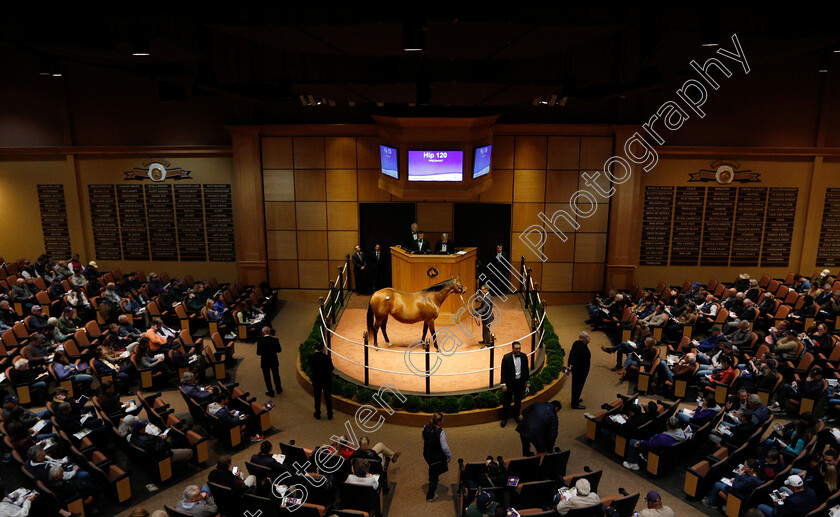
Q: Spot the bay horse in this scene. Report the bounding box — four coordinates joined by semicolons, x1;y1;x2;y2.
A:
366;276;466;350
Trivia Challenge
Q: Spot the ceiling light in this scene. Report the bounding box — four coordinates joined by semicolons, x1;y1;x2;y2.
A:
403;21;425;52
131;26;150;56
818;54;829;73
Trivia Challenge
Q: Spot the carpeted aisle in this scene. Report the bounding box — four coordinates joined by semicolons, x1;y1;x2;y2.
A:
116;299;707;517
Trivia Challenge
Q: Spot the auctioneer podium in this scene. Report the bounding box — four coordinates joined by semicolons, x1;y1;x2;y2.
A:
389;246;476;321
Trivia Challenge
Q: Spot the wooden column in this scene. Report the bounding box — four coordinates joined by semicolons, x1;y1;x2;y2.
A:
605;125;643;292
227;126;268;285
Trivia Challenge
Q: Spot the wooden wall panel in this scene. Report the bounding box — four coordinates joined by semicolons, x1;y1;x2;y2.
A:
325;137;357;169
493;136;515;169
356;137;379;169
541;263;574;291
295;202;327;230
575;233;607;262
512;231;545;263
479;169;513;203
266;231;297;259
263;170;294;201
299;260;329;289
514;136;547;169
327;202;358;231
261;137;293;169
579;137;613;170
265;202;296;230
357;169;391;202
294;170;326;201
326;170;358;201
417;202;453;232
293;137;325;169
573;263;605;292
578;170;611;193
576;204;609;233
328;231;359;261
545;171;579;202
543;203;581;234
547;136;581;170
513;170;546;203
512;203;544;232
544;233;576;263
297;231;328;260
268;259;299;288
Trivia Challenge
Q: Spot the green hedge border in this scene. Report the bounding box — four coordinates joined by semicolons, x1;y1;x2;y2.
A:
299;313;564;413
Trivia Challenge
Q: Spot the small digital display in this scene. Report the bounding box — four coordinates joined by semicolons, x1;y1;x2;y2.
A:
472;145;492;178
380;145;399;179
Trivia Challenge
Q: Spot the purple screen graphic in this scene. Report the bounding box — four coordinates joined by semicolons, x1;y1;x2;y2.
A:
472;145;492;178
408;151;463;181
380;145;398;179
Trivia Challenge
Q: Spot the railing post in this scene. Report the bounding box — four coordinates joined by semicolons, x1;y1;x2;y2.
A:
425;339;431;395
525;268;532;310
363;331;369;386
531;317;537;369
345;253;352;294
519;256;526;293
489;336;495;387
337;266;344;307
327;280;336;326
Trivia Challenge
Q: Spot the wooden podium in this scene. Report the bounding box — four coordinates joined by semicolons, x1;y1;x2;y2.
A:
390;246;477;320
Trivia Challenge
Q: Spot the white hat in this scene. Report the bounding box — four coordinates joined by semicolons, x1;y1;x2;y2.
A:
739;273;749;280
785;474;803;488
822;269;831;276
88;261;98;268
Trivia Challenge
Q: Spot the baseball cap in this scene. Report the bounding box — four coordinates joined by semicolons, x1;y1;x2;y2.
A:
4;395;19;404
785;474;803;488
64;307;74;313
31;305;41;311
711;326;721;332
645;491;661;502
692;282;701;287
130;420;148;432
476;491;494;509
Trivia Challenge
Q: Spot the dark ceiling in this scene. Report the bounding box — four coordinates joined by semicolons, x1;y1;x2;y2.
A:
1;8;838;125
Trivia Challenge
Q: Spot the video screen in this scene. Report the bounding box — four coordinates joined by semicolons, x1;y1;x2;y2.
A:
380;145;399;179
407;151;463;181
472;145;492;178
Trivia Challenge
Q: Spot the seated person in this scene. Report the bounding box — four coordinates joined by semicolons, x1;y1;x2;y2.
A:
554;478;600;516
96;381;141;421
703;458;763;510
766;320;799;358
714;409;758;452
180;372;220;403
0;485;80;517
5;418;57;457
207;394;264;442
117;314;143;346
2;395;52;435
759;448;786;480
171;340;207;383
93;345;135;393
676;392;720;426
761;420;812;459
694;326;728;356
146;319;176;351
800;323;833;357
249;441;289;475
616;337;658;380
465;490;499;517
786;295;817;331
175;485;218;517
135;339;175;381
726;319;754;349
756;474;818;516
25;444;90;483
599;401;658;440
773;366;825;413
350;436;401;465
52;387;95;417
128;419;193;464
208;455;257;497
661;353;698;388
817;290;840;323
52;350;94;395
54;401;109;448
345;459;380;489
9;359;48;405
28;305;49;332
695;295;720;333
600;327;652;371
591;294;628;331
623;416;686;471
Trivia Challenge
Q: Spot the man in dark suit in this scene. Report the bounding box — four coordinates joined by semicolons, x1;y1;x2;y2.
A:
308;340;334;420
405;222;419;248
487;244;512;295
434;233;455;255
476;285;494;346
256;326;282;396
351;245;367;294
516;401;561;456
250;440;289;476
411;231;432;254
369;244;386;292
567;331;592;409
500;341;530;427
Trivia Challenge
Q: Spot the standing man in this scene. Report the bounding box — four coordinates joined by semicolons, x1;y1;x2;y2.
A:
434;233;455;255
476;285;494;346
308;340;334;420
567;331;592;410
516;400;561;456
412;231;432;254
422;412;451;502
406;222;419;248
487;244;511;295
256;326;282;397
369;244;386;292
352;245;367;294
500;341;530;427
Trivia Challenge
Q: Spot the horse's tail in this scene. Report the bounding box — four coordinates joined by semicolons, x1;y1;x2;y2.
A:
366;301;374;337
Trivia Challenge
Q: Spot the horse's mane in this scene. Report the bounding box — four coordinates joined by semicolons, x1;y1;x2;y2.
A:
423;278;453;292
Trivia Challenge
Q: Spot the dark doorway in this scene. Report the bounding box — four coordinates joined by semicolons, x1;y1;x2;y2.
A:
359;202;416;288
453;203;512;279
